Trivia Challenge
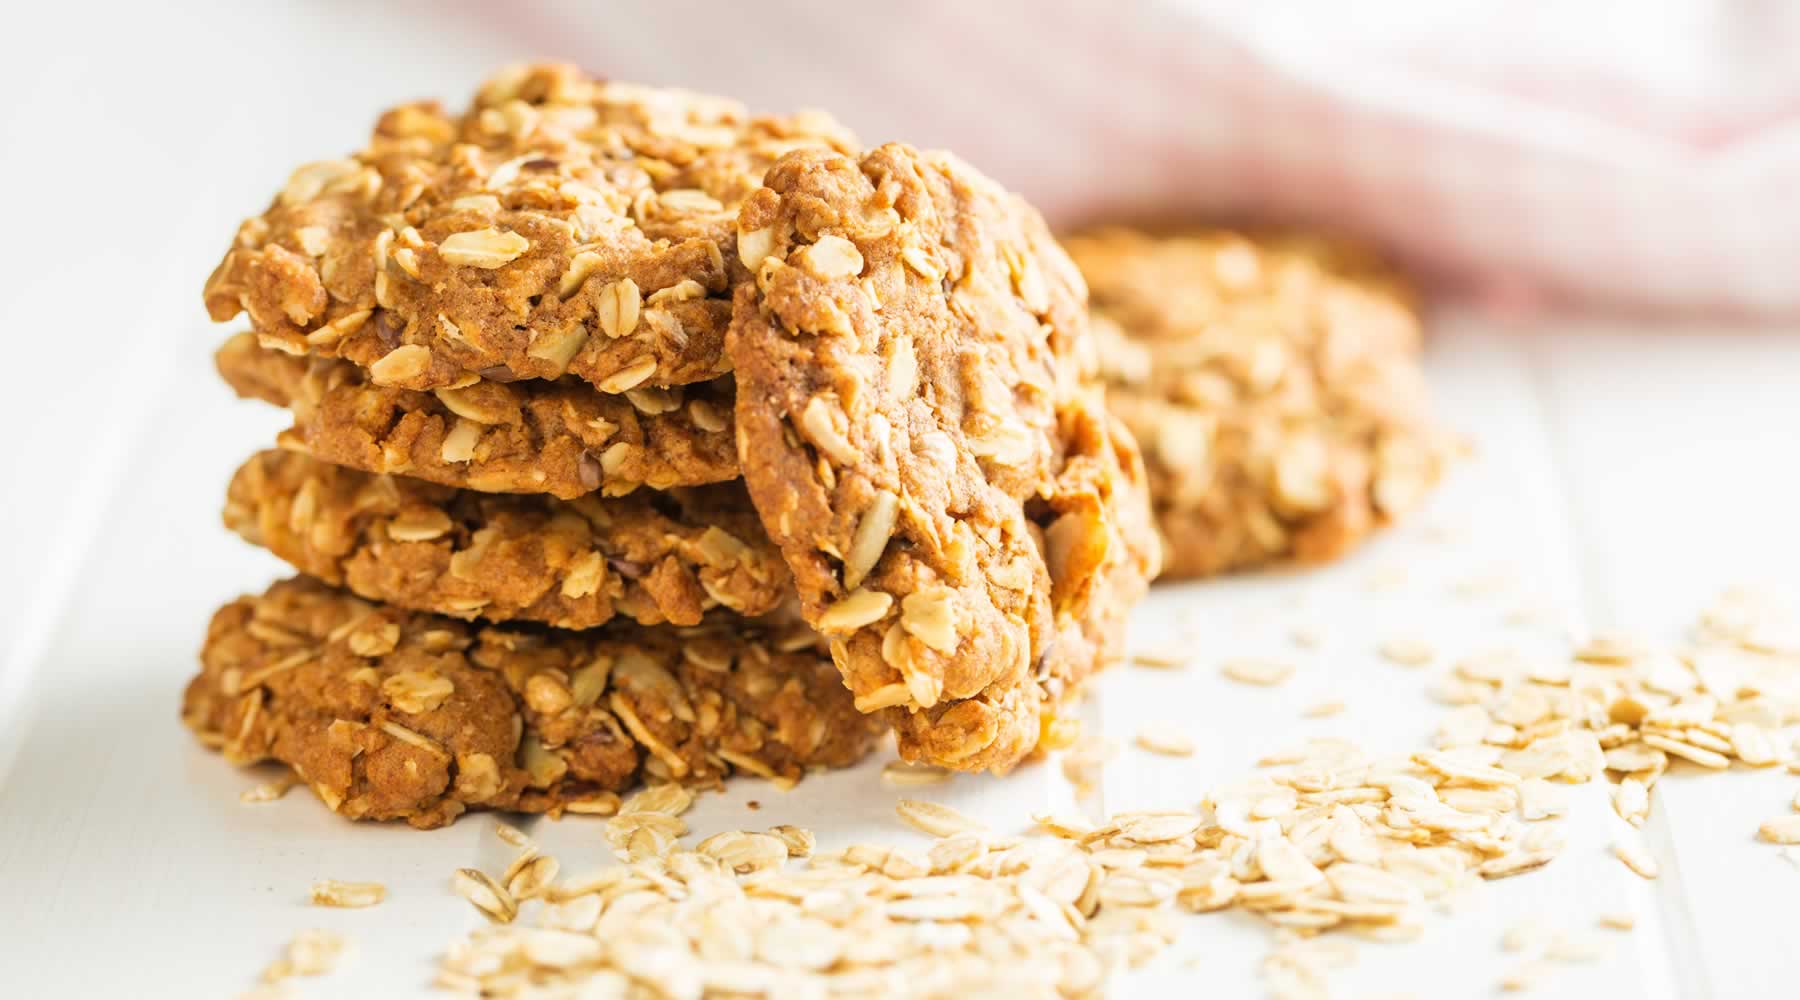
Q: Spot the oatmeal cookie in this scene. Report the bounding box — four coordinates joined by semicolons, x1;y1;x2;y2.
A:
183;577;882;829
216;332;738;498
225;450;787;629
727;144;1154;772
203;63;856;394
905;402;1160;768
1065;228;1451;578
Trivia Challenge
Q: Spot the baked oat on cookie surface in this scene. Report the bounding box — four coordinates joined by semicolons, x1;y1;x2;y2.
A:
727;144;1157;773
215;333;739;498
1064;228;1451;578
225;450;789;629
203;63;855;394
183;577;880;829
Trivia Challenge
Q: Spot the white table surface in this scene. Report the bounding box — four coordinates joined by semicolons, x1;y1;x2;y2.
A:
2;4;1798;998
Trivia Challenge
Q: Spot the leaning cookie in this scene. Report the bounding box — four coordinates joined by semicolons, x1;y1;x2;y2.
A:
203;63;856;395
1064;228;1452;578
216;333;739;498
728;144;1156;773
894;402;1161;769
183;577;883;829
225;450;789;629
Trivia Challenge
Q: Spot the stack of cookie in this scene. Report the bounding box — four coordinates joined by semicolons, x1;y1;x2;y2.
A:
1064;229;1452;579
184;65;1158;827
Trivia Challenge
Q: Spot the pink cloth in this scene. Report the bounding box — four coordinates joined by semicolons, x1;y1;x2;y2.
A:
454;0;1800;317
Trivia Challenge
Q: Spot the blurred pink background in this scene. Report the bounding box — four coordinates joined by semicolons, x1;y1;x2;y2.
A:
443;0;1800;318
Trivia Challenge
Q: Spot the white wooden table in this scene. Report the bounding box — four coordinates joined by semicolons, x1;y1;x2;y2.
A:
1;4;1797;997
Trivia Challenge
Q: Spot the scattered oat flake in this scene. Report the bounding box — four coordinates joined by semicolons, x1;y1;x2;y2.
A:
1504;605;1556;628
1302;699;1345;719
1379;637;1436;667
1612;778;1650;826
696;831;787;874
1221;657;1295;687
621;782;693;817
1135;723;1196;757
881;759;952;787
1575;633;1650;664
1759;815;1800;844
505;853;559;901
310;879;385;908
1480;849;1558;880
240;776;298;804
261;928;349;983
1641;733;1731;770
413;582;1800;997
1502;920;1545;953
1130;644;1190;668
1500;960;1551;992
1454;570;1515;599
1613;838;1661;879
1597;912;1637;931
1518;779;1567;821
767;824;816;858
451;868;517;923
895;799;985;838
1546;931;1606;963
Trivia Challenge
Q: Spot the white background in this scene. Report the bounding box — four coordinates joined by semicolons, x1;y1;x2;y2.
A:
1;3;1797;997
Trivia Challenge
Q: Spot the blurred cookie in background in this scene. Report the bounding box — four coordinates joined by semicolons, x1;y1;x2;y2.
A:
1065;228;1457;579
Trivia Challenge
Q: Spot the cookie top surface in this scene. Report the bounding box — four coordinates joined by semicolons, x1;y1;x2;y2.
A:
204;63;856;394
726;143;1132;772
216;333;739;499
1064;228;1449;577
183;576;880;828
226;449;789;630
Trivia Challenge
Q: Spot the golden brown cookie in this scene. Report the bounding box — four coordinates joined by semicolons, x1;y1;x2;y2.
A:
1021;406;1160;751
225;450;788;629
1064;228;1452;578
203;64;856;394
727;144;1156;773
216;333;738;498
183;577;882;829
